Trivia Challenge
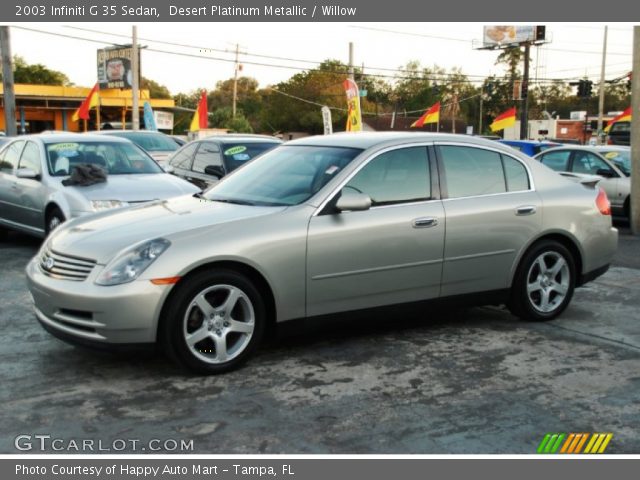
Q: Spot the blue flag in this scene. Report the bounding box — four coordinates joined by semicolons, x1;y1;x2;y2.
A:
143;102;157;131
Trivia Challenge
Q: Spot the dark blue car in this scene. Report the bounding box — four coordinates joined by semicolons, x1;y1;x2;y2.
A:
498;140;561;157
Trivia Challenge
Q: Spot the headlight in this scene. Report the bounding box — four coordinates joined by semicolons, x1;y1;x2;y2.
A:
91;200;129;211
96;238;171;286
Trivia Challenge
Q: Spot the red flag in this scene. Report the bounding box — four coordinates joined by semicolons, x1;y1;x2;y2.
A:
411;102;440;128
72;84;99;122
190;90;208;131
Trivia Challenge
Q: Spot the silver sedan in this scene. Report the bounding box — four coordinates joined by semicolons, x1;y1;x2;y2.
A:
534;145;631;218
26;132;617;374
0;133;199;238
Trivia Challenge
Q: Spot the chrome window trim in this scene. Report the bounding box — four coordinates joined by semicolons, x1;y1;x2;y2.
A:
436;141;537;197
312;142;436;217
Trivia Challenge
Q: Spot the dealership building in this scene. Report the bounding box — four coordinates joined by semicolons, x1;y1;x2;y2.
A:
0;84;176;133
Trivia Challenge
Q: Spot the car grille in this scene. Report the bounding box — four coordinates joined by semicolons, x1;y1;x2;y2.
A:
39;248;97;281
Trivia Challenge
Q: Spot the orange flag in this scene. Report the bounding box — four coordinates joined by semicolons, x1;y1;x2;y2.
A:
490;107;517;132
72;84;99;122
411;102;440;128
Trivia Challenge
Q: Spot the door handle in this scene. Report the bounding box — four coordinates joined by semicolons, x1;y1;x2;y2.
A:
412;217;438;228
516;205;537;216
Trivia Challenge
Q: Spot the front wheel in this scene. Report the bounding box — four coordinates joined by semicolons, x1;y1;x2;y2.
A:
46;207;65;235
160;269;266;374
508;240;576;322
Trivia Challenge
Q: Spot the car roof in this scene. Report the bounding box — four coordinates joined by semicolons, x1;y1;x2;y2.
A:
91;130;167;136
199;135;282;143
499;139;559;145
285;132;519;153
14;133;132;144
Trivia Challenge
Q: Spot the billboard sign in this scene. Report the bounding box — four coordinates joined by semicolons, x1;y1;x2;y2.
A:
154;111;174;130
483;26;546;47
97;45;138;90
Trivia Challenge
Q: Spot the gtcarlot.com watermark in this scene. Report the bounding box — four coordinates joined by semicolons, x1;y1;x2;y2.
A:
15;434;194;452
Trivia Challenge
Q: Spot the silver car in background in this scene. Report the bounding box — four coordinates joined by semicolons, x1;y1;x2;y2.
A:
93;130;181;168
534;145;631;218
26;133;617;374
0;133;199;238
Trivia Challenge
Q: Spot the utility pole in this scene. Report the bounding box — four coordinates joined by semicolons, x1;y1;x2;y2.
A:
131;25;140;130
631;26;640;234
0;27;17;136
232;43;240;118
348;42;354;80
597;26;608;144
478;95;483;134
520;44;530;140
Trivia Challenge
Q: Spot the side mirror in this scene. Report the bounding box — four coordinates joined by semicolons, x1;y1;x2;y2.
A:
16;168;38;179
335;190;372;212
596;168;616;178
204;165;225;178
163;165;175;174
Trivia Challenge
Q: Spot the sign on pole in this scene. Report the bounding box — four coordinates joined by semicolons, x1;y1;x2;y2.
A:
321;106;333;135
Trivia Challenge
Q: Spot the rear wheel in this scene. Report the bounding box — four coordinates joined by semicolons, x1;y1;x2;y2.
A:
508;240;576;321
624;197;631;221
45;207;65;235
160;269;266;374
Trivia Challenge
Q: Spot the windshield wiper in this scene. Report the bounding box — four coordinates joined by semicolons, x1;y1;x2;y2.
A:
210;197;257;206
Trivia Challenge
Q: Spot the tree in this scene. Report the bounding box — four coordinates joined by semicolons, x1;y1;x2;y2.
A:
260;59;352;134
141;77;171;99
5;56;71;85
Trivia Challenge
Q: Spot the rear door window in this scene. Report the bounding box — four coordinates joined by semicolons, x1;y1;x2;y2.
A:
539;150;570;171
0;141;25;174
439;146;506;198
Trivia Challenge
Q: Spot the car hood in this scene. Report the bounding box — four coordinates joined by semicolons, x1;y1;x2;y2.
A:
49;195;287;264
59;173;199;202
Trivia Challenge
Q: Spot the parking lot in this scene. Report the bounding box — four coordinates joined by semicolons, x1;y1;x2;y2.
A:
1;223;639;454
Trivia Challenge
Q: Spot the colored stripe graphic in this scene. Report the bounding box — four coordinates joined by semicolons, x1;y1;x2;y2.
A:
539;433;613;454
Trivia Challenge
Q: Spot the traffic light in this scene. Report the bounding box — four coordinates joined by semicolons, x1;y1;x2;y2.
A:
577;80;593;98
584;80;593;97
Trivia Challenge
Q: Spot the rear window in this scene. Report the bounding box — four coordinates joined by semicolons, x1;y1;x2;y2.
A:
609;122;630;133
221;142;281;172
106;132;180;152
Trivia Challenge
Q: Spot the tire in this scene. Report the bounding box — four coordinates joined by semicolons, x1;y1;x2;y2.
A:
159;269;266;374
508;240;576;322
624;197;630;221
45;207;65;235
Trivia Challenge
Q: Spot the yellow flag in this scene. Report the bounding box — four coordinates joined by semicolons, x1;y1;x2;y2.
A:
343;79;362;132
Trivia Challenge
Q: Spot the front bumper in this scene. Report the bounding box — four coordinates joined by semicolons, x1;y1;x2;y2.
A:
26;257;171;345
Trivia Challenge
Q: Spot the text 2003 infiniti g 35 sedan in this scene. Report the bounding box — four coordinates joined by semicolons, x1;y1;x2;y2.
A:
27;133;618;374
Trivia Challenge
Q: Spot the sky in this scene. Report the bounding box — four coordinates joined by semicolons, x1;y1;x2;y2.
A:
8;23;636;95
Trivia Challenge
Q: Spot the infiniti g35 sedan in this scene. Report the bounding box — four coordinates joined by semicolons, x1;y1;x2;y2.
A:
0;134;199;238
26;132;618;374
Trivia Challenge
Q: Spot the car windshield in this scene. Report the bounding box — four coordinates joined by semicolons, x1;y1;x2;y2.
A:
46;141;164;176
203;145;363;206
600;150;631;176
106;132;180;152
221;142;281;173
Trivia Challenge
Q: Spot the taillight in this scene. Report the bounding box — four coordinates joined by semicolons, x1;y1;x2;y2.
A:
607;138;613;145
596;187;611;215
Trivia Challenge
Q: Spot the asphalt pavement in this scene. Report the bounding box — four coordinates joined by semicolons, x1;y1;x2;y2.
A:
0;221;638;454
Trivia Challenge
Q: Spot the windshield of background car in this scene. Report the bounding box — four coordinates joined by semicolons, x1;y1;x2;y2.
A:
221;142;281;172
601;150;631;176
46;141;164;176
204;145;363;206
107;132;180;152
